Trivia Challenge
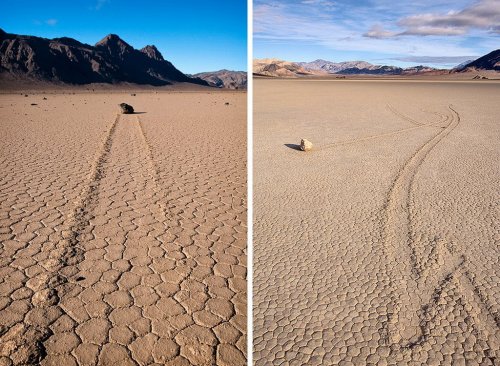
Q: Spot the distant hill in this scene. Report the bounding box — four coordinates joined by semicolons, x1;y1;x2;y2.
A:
299;60;442;75
192;70;247;89
401;65;440;74
254;57;444;77
0;29;209;86
455;49;500;72
297;59;385;73
253;59;312;77
337;65;403;75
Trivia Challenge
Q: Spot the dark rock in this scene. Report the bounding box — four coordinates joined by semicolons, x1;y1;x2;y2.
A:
119;103;134;114
30;103;37;106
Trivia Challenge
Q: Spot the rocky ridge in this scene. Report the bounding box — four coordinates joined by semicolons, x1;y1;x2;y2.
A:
0;29;208;86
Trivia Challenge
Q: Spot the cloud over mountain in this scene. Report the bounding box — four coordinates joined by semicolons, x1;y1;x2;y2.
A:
364;0;500;38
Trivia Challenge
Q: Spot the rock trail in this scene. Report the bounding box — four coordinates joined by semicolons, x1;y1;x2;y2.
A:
0;113;120;365
310;104;446;152
380;105;498;363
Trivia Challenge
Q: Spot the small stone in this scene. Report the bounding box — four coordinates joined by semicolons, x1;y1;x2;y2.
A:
300;139;313;151
119;103;134;114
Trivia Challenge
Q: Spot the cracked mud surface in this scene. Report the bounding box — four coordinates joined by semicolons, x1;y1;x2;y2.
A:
0;91;246;365
253;79;499;366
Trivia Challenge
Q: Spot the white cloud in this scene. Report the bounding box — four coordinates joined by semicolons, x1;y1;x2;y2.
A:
254;2;480;58
394;55;478;64
301;0;335;7
364;0;500;37
363;25;398;38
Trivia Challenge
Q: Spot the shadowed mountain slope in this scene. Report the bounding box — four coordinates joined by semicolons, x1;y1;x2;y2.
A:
457;49;500;71
0;29;208;86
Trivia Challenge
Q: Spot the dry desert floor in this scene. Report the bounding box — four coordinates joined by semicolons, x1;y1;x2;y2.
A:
0;90;246;366
253;79;499;366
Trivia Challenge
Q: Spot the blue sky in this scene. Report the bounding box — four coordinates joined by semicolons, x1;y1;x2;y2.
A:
254;0;500;68
1;0;247;73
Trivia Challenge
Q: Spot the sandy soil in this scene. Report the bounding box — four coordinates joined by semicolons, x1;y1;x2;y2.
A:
253;79;499;365
0;91;246;365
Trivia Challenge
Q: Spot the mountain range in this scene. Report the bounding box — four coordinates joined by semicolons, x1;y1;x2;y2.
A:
0;29;246;88
254;49;500;77
192;70;247;89
253;59;312;77
297;60;399;74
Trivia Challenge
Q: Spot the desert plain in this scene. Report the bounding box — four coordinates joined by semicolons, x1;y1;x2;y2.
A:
253;78;499;365
0;89;247;365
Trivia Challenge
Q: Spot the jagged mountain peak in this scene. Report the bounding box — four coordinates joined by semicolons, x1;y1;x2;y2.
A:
140;45;164;61
95;34;133;58
96;33;125;45
95;34;133;53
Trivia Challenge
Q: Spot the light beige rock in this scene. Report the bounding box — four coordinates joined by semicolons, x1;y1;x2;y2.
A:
300;138;313;151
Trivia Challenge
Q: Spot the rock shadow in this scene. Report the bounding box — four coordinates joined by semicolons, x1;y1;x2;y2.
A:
284;143;302;151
